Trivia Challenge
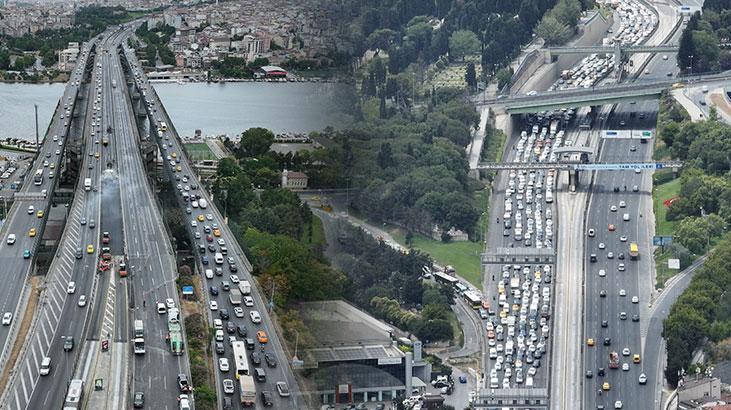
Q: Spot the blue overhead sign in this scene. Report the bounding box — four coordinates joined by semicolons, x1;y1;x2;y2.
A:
653;236;673;246
576;163;660;170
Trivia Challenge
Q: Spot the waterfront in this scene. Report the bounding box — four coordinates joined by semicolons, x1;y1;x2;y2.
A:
0;82;353;140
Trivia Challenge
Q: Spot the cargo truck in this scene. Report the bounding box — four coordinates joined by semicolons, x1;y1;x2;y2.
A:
629;242;638;260
238;280;251;295
609;352;619;369
229;288;242;305
239;375;256;407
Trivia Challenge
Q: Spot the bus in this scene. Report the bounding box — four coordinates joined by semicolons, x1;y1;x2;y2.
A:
434;271;458;288
33;169;43;186
63;379;84;409
463;290;483;309
232;341;249;378
629;242;639;260
159;122;168;132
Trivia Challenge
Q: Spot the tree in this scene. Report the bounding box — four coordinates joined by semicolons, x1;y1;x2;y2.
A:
678;26;696;73
448;30;480;61
238;128;275;158
465;63;477;90
551;0;582;28
692;30;721;73
495;67;513;90
377;142;393;169
519;0;542;29
536;15;572;45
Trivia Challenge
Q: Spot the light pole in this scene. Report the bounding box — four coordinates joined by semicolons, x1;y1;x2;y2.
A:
34;104;39;149
688;55;694;76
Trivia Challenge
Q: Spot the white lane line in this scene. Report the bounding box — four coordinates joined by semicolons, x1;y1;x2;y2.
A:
14;386;21;410
20;368;29;402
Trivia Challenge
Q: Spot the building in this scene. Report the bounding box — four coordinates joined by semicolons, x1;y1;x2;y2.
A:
300;300;431;406
679;376;722;409
58;42;80;71
281;169;308;190
256;65;288;78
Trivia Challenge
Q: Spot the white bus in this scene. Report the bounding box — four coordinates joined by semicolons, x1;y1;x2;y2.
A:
232;341;249;378
63;379;84;409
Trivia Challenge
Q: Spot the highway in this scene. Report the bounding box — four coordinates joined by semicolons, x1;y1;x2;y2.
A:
0;36;111;409
582;14;684;409
122;37;302;409
0;41;94;379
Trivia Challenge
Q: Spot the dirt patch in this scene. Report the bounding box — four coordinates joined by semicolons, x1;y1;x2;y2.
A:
710;92;731;118
0;276;41;389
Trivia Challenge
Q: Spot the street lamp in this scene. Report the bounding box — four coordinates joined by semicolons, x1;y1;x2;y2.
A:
688;55;694;76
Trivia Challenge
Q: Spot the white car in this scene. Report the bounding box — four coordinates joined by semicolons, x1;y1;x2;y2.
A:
618;263;626;271
67;281;76;294
2;312;12;325
622;347;630;356
234;307;245;318
639;373;647;384
157;302;166;314
213;319;223;329
190;220;197;227
610;205;617;212
632;296;639;304
619;201;626;208
78;295;87;307
166;298;175;309
244;296;254;307
598;269;606;277
619;236;627;242
207;214;214;221
622;363;629;371
27;205;35;214
223;379;235;394
250;310;261;324
6;234;15;245
598;242;605;249
229;275;240;284
619;289;626;296
218;358;229;372
615;401;623;409
588;228;595;237
205;269;214;279
210;301;218;311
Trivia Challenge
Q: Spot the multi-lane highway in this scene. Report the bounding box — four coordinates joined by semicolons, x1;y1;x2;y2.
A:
122;37;302;409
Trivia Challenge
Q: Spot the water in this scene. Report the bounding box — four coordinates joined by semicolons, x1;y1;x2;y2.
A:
153;82;353;137
0;82;353;141
0;83;66;140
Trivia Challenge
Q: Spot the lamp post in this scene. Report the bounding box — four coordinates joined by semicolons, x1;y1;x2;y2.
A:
688;55;694;76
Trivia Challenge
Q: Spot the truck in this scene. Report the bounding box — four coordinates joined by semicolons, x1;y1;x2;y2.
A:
609;351;619;369
629;242;639;260
549;120;559;135
84;178;92;191
510;277;520;290
239;375;256;407
198;198;207;209
238;280;251;295
229;288;242;305
167;320;183;355
112;79;117;88
134;320;144;338
133;337;145;354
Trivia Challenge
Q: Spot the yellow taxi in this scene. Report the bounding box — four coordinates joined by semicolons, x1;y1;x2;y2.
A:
256;330;268;344
197;214;205;222
36;210;44;218
49;163;55;169
587;338;595;346
602;382;610;391
176;166;181;172
633;354;641;363
87;244;94;254
94;152;99;159
213;229;221;237
171;152;177;158
28;228;36;237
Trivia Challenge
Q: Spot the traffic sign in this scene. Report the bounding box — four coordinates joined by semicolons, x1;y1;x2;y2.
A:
653;236;673;246
576;163;659;170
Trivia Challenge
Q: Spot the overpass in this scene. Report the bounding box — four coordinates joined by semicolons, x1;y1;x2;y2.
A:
478;72;731;113
545;44;679;75
476;161;683;171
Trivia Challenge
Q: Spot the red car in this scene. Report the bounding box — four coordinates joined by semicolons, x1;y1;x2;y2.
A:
206;235;214;242
608;224;616;231
102;231;110;245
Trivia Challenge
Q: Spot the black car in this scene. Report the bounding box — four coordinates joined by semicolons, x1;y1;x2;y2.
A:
618;253;625;260
133;391;144;408
264;353;277;368
219;309;229;320
210;286;219;296
215;342;225;354
221;281;230;291
250;351;262;365
598;367;606;377
229;264;238;273
599;290;606;298
245;338;255;350
75;248;83;259
585;370;593;378
63;336;74;351
208;244;216;252
237;325;247;338
261;391;274;407
226;321;236;334
601;320;608;328
222;397;232;410
603;337;611;346
198;244;205;253
632;314;640;322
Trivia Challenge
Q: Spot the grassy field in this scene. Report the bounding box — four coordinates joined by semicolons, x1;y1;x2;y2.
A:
184;143;216;161
653;177;681;236
308;214;327;247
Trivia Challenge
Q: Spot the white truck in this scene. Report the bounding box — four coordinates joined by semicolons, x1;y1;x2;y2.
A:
133;320;145;354
238;280;251;296
198;198;207;209
84;178;92;191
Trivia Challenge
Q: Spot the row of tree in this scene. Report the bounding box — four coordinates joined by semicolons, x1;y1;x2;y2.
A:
677;10;731;74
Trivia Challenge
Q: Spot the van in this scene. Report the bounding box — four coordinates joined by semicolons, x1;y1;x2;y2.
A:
39;357;51;376
214;253;224;265
254;367;266;382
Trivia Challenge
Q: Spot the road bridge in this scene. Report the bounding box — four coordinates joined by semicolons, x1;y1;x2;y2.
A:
545;44;679;76
477;72;730;113
482;248;555;265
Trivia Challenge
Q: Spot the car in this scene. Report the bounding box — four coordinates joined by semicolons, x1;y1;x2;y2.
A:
620;120;626;126
264;353;277;367
37;210;44;218
226;321;236;334
598;367;605;377
619;289;626;296
599;290;607;298
598;269;606;277
221;281;230;291
190;220;197;227
622;363;629;371
80;217;86;225
197;214;205;222
632;185;639;192
620;312;627;320
632;314;640;322
615;401;623;409
601;320;608;328
23;249;31;259
663;55;668;60
585;370;593;378
67;281;76;294
276;381;291;397
261;391;274;406
27;205;35;214
608;224;615;231
618;263;625;272
222;379;234;394
219;308;230;320
63;336;74;351
229;275;240;284
588;228;595;237
639;373;647;384
602;381;610;391
133;391;144;408
78;295;87;307
603;338;611;346
244;296;254;307
632;296;639;303
210;301;218;311
622;347;630;356
166;298;175;309
607;252;614;259
257;330;268;344
87;244;94;254
610;205;617;212
215;342;225;355
598;242;605;249
219;358;230;372
2;312;12;325
157;302;167;314
250;310;261;324
587;338;595;346
201;256;209;265
619;201;626;207
629;145;637;151
251;351;262;365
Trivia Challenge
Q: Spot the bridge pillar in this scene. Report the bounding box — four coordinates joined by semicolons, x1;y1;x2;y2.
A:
614;43;622;79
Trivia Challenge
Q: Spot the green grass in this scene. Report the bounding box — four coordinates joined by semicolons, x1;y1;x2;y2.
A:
390;230;483;287
184;143;216;161
654;248;674;289
653;177;682;236
307;214;326;247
